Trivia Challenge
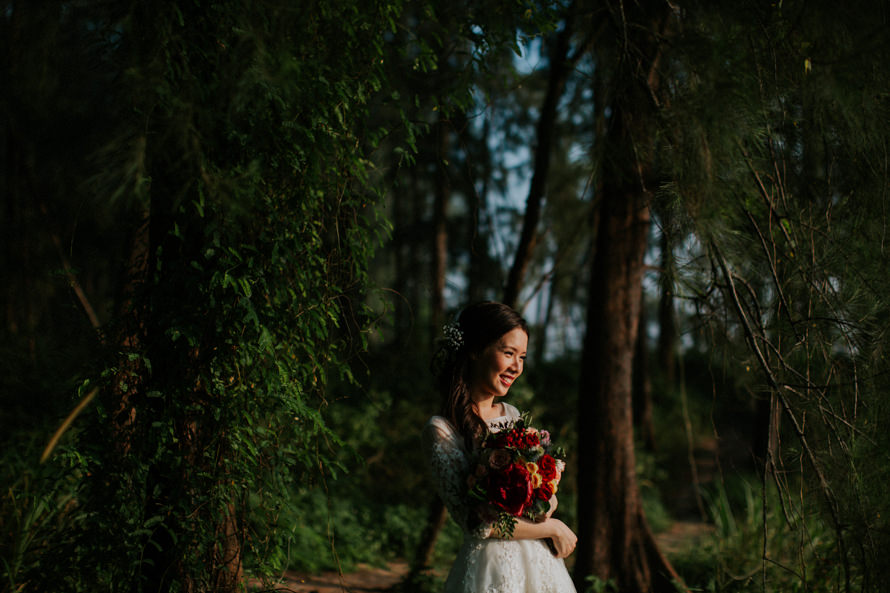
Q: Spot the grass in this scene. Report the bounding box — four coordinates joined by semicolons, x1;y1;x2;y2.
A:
665;475;856;593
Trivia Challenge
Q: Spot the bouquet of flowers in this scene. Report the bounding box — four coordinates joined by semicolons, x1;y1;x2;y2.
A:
467;416;566;537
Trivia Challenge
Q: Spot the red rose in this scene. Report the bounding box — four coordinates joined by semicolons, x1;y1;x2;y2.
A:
536;481;554;501
484;462;534;516
538;454;558;482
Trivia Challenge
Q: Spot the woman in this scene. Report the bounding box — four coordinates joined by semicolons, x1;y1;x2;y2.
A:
423;301;578;593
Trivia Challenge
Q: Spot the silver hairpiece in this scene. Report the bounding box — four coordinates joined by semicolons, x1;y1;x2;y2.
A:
443;322;464;352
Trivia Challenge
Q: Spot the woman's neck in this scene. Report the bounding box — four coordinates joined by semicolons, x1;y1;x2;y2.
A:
472;395;503;421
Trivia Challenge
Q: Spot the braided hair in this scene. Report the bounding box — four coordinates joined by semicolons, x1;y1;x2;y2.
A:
432;301;528;450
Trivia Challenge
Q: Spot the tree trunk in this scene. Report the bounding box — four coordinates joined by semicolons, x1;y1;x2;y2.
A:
573;157;680;592
110;205;150;457
211;502;245;591
502;13;577;309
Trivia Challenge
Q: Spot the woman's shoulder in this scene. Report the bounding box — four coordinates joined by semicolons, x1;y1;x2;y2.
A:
502;402;521;419
423;415;459;439
423;415;463;450
425;415;454;432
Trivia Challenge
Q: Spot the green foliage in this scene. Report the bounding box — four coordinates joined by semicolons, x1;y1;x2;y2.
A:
660;1;890;586
248;487;427;575
669;476;856;592
2;0;424;589
0;437;83;592
584;574;619;593
635;452;672;535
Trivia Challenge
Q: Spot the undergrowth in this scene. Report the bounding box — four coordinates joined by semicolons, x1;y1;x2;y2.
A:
669;475;856;593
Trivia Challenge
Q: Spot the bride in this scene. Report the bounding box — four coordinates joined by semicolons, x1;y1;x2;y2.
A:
423;301;578;593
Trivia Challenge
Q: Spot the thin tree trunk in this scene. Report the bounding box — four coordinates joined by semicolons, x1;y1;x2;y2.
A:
431;116;450;331
408;166;423;328
406;498;448;582
466;112;491;304
408;116;453;581
502;12;578;309
534;270;557;368
633;285;656;452
391;167;408;344
657;223;677;388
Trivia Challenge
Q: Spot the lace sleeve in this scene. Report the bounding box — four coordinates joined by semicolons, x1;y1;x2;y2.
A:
422;416;493;539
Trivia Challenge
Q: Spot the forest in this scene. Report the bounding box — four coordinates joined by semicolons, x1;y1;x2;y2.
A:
2;1;889;592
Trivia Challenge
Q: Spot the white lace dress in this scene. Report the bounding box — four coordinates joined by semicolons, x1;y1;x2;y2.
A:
422;403;577;593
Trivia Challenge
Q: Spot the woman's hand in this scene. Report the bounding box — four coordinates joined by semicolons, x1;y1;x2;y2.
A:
545;494;558;519
544;518;577;558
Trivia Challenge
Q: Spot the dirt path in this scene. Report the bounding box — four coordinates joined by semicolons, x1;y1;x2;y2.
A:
249;561;410;593
655;519;716;556
250;522;715;592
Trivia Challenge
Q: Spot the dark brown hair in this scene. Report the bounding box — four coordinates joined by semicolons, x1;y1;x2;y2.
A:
432;301;528;449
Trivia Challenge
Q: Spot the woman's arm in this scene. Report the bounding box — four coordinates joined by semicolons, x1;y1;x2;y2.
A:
423;417;495;538
502;516;577;559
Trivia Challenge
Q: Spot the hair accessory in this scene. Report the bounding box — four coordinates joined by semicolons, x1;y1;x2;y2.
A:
442;321;464;352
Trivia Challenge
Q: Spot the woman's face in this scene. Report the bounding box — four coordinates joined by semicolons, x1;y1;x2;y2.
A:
468;327;528;400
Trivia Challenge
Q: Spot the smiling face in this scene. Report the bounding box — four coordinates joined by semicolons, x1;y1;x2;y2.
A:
468;327;529;400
